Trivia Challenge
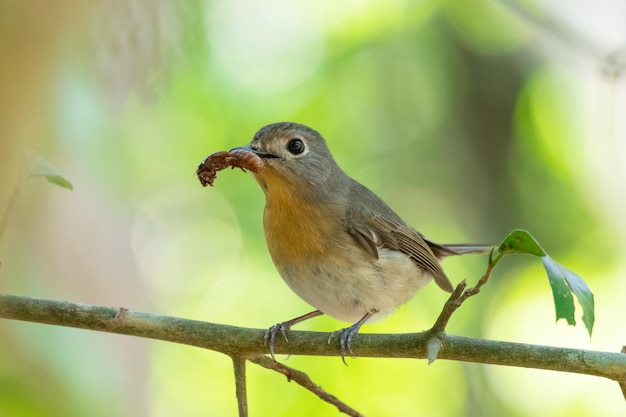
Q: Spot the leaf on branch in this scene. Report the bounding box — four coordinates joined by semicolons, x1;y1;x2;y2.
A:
491;229;595;337
541;256;595;337
28;155;73;190
490;229;546;265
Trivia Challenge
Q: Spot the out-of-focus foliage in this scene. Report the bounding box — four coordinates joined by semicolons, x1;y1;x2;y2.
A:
28;156;74;190
1;0;625;416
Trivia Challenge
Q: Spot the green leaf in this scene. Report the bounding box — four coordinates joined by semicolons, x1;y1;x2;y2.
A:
489;229;595;337
28;156;73;190
541;256;595;337
490;229;546;265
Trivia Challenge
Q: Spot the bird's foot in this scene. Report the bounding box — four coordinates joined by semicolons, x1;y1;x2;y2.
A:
264;322;291;361
263;310;324;362
328;312;374;365
328;325;361;365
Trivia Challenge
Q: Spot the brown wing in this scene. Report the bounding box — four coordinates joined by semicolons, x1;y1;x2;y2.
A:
345;182;454;292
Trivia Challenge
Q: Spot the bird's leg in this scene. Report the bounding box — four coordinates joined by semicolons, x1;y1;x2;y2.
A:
264;310;323;361
328;311;375;365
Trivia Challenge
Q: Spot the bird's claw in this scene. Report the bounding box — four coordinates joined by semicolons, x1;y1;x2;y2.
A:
264;322;291;361
328;325;360;365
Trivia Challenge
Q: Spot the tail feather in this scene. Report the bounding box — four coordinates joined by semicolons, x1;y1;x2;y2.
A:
426;241;493;258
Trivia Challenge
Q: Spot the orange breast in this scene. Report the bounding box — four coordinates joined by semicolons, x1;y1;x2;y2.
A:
260;173;340;263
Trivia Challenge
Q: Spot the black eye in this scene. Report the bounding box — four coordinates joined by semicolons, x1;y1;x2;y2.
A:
287;138;305;155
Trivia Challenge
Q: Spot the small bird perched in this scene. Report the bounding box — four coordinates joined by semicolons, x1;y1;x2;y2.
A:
229;122;491;362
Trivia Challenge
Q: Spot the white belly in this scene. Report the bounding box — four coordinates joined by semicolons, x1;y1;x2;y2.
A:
274;247;433;323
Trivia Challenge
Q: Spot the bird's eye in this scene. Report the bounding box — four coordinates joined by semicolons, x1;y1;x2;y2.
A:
287;138;305;155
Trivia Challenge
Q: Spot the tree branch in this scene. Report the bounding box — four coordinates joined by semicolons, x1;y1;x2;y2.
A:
0;293;624;384
248;355;364;417
427;264;494;362
232;356;248;417
617;346;626;398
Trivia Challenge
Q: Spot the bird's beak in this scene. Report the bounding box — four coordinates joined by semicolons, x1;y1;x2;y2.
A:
229;145;278;159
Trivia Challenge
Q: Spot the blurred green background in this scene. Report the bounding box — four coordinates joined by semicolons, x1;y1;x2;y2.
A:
1;0;625;416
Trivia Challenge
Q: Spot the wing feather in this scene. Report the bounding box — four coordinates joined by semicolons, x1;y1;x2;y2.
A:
344;181;454;293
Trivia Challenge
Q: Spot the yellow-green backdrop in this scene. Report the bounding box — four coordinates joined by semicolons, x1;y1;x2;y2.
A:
1;1;625;416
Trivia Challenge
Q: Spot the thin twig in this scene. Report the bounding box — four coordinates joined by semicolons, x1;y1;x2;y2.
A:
431;263;494;335
232;356;248;417
427;264;495;362
249;355;364;417
430;279;468;335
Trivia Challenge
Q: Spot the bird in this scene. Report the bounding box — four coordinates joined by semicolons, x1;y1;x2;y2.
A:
229;122;491;362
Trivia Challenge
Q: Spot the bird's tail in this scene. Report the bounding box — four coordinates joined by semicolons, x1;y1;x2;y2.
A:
427;241;494;258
